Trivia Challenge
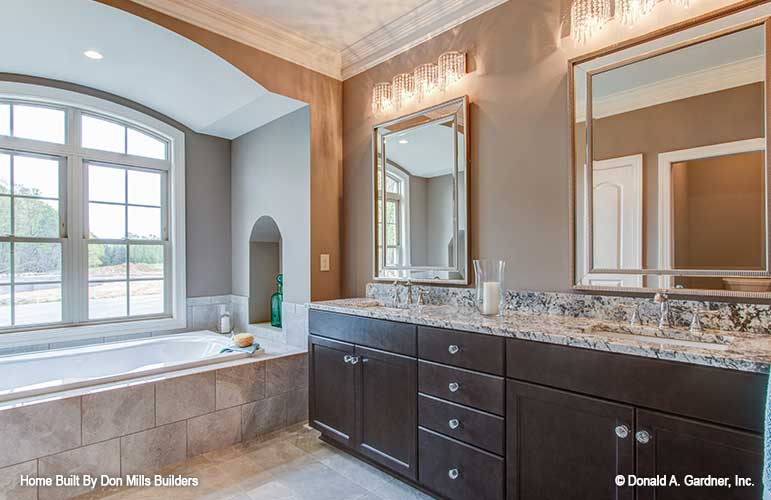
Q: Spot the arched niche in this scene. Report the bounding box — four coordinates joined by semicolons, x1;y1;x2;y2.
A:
249;215;282;324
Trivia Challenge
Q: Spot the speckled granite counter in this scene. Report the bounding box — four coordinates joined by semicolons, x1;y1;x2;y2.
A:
309;298;771;374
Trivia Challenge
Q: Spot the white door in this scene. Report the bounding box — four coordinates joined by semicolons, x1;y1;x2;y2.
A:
582;154;643;287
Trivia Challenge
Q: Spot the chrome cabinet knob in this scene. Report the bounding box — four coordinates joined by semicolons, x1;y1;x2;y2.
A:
635;430;651;444
448;344;460;355
349;356;360;365
343;355;353;364
448;468;460;480
448;418;460;430
614;424;629;439
448;382;460;392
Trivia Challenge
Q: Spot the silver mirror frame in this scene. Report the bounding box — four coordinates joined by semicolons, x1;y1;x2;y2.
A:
569;10;771;298
372;96;470;285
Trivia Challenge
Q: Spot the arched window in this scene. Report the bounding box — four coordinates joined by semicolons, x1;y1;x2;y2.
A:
0;83;185;336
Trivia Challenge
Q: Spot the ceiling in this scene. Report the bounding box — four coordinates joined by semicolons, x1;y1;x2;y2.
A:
2;0;306;139
387;125;465;178
131;0;509;80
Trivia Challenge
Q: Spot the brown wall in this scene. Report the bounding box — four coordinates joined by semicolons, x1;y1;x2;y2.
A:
100;0;343;301
673;152;765;289
343;0;571;296
576;82;765;270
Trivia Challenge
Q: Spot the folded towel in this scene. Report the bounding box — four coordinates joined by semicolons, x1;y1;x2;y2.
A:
220;343;260;355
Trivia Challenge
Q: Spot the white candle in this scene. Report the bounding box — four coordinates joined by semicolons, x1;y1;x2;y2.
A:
219;314;231;334
481;281;501;315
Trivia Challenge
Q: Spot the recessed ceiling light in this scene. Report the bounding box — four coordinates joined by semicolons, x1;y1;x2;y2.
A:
83;50;103;60
398;139;408;144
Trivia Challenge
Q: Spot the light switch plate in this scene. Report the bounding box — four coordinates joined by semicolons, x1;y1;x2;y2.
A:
320;254;330;272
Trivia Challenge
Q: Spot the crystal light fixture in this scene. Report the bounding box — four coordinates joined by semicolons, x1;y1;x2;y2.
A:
414;63;439;102
570;0;611;45
438;51;466;90
392;73;415;110
615;0;656;26
371;82;393;115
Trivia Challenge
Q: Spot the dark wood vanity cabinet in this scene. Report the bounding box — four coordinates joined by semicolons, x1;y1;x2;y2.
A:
309;310;766;500
309;311;418;481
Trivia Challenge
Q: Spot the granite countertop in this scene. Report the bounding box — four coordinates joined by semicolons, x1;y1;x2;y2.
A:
309;298;771;374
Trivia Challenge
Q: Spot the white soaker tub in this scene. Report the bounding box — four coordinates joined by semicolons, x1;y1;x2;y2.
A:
0;331;248;402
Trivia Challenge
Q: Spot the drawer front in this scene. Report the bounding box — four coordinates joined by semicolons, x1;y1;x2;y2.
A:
419;360;504;415
419;427;504;500
418;326;504;375
309;310;416;356
506;338;766;433
419;394;504;455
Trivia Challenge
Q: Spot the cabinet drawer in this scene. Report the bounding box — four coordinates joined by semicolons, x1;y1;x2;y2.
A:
418;326;504;375
419;360;504;415
419;427;504;500
419;394;504;455
309;310;416;356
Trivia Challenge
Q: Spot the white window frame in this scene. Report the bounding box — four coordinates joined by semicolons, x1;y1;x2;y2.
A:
0;82;186;347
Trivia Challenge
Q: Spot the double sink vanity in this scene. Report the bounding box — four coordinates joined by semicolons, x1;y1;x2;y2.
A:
307;296;767;500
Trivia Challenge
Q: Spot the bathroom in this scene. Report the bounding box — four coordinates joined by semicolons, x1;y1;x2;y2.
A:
1;0;770;499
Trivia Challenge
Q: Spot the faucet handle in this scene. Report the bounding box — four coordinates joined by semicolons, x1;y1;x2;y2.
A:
654;292;668;303
617;303;642;326
417;290;429;306
689;308;718;334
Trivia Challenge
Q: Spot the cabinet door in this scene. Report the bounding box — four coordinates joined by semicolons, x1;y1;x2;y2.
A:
636;409;762;500
309;335;356;447
355;345;418;480
507;380;635;500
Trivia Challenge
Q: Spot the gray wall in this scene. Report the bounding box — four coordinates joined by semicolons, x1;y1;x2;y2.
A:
0;74;233;298
342;0;570;296
231;106;311;305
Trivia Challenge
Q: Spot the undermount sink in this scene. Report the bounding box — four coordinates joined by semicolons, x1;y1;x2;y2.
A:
582;322;733;351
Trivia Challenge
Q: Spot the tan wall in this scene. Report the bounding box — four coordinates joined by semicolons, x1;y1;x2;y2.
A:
343;0;571;296
100;0;343;301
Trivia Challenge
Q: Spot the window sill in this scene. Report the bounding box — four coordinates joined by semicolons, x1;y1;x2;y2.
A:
0;315;187;349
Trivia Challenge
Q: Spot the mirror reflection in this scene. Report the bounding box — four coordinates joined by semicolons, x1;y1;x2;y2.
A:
574;24;769;291
374;97;468;284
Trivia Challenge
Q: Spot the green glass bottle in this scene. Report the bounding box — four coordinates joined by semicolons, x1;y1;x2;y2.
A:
270;274;283;328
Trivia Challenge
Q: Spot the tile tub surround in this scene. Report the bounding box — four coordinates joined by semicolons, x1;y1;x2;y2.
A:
0;352;308;500
310;298;771;374
366;282;771;334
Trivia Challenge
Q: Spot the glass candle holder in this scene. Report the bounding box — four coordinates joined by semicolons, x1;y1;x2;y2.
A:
474;259;505;316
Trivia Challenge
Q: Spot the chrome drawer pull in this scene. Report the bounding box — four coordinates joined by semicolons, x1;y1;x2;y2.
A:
448;418;460;430
448;468;460;480
349;356;360;365
635;430;651;445
614;424;629;439
343;355;353;364
448;382;460;392
448;344;460;355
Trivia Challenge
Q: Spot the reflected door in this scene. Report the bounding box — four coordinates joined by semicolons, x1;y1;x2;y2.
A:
583;155;643;287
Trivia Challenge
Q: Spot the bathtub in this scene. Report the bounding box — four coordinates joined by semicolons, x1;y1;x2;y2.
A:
0;331;249;402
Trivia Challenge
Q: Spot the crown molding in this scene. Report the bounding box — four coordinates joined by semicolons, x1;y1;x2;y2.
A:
129;0;343;80
341;0;508;79
575;55;764;122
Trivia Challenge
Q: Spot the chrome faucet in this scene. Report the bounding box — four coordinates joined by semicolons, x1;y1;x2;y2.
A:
391;279;413;308
653;292;673;329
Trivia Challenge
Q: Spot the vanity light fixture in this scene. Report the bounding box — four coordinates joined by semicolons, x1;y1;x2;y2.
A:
414;63;439;101
83;49;104;60
392;73;416;111
438;51;466;90
371;52;466;115
372;82;393;115
398;139;409;144
615;0;656;26
570;0;695;44
570;0;611;45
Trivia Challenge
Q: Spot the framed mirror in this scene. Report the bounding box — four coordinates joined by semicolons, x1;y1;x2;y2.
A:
571;15;771;297
373;96;469;284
